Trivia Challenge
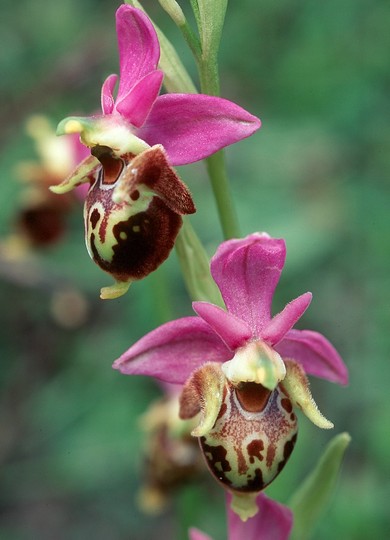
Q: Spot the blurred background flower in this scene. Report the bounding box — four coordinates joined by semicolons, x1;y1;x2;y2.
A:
0;0;389;538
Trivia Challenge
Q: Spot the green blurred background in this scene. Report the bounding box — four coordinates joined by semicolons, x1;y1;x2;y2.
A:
0;0;389;538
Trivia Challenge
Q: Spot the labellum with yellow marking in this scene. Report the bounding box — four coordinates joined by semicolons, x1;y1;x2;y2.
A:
85;145;195;298
179;361;298;521
51;144;195;299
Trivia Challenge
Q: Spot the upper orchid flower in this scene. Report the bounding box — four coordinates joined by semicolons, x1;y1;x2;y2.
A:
56;4;260;166
189;492;293;540
50;5;260;298
52;144;196;299
114;233;348;519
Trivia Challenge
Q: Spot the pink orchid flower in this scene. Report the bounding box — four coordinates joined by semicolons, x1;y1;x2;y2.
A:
189;492;293;540
57;4;260;165
16;116;89;247
114;233;348;519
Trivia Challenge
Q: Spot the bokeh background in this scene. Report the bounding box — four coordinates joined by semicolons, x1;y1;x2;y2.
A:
1;0;389;538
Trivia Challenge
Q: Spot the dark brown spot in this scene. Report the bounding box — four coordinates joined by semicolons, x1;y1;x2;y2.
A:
200;438;232;487
266;444;276;468
89;198;182;282
236;445;248;475
90;208;100;229
130;190;140;201
277;433;298;473
284;433;297;460
216;402;227;421
281;398;293;413
237;468;265;492
247;439;264;464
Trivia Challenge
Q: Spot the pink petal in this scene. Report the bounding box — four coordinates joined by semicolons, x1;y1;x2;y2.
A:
101;74;118;115
113;317;232;384
137;93;261;166
227;493;293;540
261;292;312;346
68;132;90;165
192;301;252;351
189;529;213;540
115;5;160;103
210;233;286;338
275;329;348;385
116;70;163;127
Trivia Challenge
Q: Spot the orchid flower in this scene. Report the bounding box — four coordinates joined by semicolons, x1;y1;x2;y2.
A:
83;145;195;299
137;382;204;514
189;492;293;540
56;4;260;169
114;233;348;519
15;116;89;247
50;5;260;298
51;142;196;299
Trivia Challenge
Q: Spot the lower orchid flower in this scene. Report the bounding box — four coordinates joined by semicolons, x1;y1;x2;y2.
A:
114;233;348;520
189;492;293;540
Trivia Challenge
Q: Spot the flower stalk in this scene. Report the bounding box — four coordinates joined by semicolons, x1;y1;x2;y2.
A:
193;0;241;239
148;0;243;239
205;152;241;239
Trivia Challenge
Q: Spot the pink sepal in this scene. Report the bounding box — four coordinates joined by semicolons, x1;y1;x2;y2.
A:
262;292;312;346
210;233;286;338
192;301;252;351
227;493;293;540
275;329;348;385
116;70;164;127
113;317;232;384
138;93;261;166
115;5;160;103
188;528;213;540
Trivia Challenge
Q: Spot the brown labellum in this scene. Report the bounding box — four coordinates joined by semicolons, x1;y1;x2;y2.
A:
17;175;76;247
179;363;298;495
84;145;195;297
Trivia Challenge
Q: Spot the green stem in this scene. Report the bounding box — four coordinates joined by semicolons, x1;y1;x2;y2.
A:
175;218;224;305
206;152;240;239
148;267;174;323
198;52;220;96
178;20;202;59
198;51;240;239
